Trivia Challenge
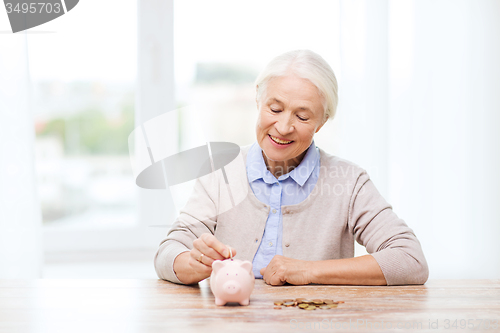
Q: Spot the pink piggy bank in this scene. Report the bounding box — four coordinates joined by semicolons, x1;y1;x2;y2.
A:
210;259;255;306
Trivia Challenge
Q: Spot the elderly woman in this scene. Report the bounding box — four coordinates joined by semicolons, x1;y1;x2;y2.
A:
154;50;428;286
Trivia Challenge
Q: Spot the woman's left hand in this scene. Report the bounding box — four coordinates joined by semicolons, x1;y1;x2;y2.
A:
260;255;313;286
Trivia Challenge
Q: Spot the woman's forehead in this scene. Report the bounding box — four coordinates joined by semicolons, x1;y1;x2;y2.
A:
264;76;323;109
267;75;321;96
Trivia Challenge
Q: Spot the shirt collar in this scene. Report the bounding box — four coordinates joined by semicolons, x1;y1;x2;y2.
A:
246;141;319;187
246;142;270;183
288;141;319;186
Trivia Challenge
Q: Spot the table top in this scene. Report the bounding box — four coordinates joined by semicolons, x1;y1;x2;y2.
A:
1;279;499;333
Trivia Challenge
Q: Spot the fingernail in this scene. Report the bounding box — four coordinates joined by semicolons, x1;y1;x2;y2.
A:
222;248;228;258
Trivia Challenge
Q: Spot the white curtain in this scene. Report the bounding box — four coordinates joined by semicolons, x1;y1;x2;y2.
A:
388;0;500;279
326;0;500;278
0;35;43;278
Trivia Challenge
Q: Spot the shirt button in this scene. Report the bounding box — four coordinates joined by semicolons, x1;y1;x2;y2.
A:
268;242;273;247
255;238;259;243
272;209;277;214
285;243;290;247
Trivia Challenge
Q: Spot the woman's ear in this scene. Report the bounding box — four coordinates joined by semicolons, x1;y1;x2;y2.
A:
255;85;259;107
315;115;328;133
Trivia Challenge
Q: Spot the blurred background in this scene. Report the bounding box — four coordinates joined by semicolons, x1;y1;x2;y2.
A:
0;0;499;279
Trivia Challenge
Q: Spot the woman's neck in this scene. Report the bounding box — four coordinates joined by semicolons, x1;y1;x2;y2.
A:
262;149;308;179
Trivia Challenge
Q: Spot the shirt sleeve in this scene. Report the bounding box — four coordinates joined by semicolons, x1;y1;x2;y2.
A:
348;171;429;285
154;173;219;284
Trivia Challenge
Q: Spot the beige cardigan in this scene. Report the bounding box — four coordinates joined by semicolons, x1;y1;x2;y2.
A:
154;145;429;285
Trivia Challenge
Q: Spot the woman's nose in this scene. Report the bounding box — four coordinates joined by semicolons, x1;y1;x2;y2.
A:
274;113;294;135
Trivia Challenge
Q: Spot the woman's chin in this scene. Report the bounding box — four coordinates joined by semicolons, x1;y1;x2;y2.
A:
262;147;289;162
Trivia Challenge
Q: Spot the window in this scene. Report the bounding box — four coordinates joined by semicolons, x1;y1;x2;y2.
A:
173;0;341;148
29;0;141;253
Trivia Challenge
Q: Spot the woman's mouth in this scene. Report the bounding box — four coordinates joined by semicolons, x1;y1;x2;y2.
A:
268;134;293;145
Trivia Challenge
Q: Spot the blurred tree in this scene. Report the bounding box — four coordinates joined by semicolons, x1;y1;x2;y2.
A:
37;94;135;155
195;62;257;84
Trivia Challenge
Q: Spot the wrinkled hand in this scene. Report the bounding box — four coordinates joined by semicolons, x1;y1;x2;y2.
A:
188;233;236;278
260;255;313;286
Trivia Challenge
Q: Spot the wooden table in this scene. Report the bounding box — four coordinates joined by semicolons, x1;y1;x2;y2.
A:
0;279;499;333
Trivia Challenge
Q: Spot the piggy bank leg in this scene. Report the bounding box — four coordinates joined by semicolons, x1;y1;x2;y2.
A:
239;298;250;306
215;297;226;306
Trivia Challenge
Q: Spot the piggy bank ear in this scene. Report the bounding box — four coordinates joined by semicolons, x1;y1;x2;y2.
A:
212;260;225;274
239;261;252;273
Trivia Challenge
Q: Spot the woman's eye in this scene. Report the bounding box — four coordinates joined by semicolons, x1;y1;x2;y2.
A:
297;116;308;121
270;108;281;113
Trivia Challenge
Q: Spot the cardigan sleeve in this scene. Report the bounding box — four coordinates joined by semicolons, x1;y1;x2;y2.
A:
154;173;219;284
348;171;429;285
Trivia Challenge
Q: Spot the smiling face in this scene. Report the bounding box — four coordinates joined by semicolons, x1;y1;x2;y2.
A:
256;74;326;165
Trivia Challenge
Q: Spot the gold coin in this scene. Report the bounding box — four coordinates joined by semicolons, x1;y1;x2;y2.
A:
323;299;334;304
298;303;309;309
274;306;282;310
338;301;345;303
274;301;284;306
295;298;305;302
283;299;294;303
301;299;314;304
327;304;338;308
283;302;295;307
306;305;316;310
318;305;330;309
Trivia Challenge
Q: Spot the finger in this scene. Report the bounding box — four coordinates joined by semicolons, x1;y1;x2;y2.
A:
189;249;213;277
269;271;286;286
261;267;271;285
188;255;212;276
189;248;202;263
225;246;237;258
189;249;210;267
200;234;237;259
200;233;229;258
260;267;267;284
193;238;225;262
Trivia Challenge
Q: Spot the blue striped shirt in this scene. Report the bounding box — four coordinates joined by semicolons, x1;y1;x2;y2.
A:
246;141;320;278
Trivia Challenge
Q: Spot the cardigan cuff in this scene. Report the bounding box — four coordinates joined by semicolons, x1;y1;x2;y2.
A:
370;249;429;286
155;241;190;284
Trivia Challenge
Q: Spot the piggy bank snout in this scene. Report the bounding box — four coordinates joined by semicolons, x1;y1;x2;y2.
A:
222;280;241;295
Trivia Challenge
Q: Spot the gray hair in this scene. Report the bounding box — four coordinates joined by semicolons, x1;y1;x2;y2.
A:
254;50;338;122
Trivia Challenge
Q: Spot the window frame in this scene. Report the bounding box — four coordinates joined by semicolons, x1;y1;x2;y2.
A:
43;0;176;256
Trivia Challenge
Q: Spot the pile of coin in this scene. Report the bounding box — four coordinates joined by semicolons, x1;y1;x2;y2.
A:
273;298;344;310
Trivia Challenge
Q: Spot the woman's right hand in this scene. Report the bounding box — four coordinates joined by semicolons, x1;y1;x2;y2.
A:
174;233;236;284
